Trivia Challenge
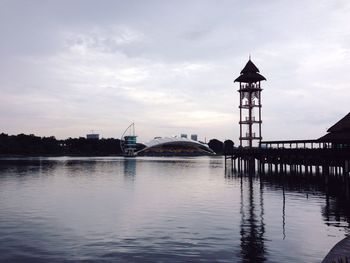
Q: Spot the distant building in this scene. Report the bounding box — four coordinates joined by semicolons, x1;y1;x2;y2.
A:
121;123;137;157
191;134;198;141
180;134;187;139
86;133;99;140
137;137;215;156
124;135;137;156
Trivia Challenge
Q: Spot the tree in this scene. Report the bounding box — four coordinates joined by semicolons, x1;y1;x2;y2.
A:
224;140;235;154
208;139;224;155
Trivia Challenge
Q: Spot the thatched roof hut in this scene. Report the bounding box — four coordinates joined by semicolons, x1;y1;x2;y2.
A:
319;113;350;143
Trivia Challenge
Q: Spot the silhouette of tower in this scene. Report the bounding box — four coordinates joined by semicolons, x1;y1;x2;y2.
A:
235;59;266;147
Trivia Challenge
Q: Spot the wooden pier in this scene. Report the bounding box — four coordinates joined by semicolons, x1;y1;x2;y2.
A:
225;139;350;177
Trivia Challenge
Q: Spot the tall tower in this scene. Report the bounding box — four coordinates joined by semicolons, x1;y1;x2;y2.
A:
234;59;266;147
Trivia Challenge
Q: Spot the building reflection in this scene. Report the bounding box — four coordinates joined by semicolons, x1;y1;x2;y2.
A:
322;177;350;233
123;158;137;180
260;173;350;231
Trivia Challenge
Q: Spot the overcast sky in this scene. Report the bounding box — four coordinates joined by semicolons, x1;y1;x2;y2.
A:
1;0;350;143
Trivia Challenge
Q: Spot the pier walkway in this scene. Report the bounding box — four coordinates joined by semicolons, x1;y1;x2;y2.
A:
225;140;350;176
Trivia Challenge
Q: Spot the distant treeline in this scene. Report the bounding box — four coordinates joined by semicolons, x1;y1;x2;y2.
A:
0;133;234;156
0;133;142;156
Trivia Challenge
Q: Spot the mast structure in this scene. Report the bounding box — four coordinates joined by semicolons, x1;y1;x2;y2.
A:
120;123;137;157
234;59;266;148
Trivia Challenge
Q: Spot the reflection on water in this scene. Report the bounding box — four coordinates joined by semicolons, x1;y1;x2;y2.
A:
0;157;349;262
238;175;266;262
124;158;137;180
258;172;350;232
282;183;286;240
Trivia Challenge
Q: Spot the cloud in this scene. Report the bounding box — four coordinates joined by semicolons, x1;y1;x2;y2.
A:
1;0;350;143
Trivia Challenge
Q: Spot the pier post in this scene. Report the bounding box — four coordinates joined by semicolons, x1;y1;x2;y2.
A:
261;161;265;174
248;158;255;173
344;160;349;177
323;164;329;176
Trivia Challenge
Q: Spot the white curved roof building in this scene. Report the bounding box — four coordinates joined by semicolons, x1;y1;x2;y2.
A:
137;137;215;156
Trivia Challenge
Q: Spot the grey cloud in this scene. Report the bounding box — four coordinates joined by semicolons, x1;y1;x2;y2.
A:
1;0;350;142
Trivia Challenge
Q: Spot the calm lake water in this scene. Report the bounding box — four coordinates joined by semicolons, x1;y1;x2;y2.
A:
0;156;349;262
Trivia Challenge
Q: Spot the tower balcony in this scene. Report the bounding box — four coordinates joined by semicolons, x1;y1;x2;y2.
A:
240;137;262;141
237;86;262;92
239;101;262;109
239;117;262;124
239;103;261;109
240;133;262;140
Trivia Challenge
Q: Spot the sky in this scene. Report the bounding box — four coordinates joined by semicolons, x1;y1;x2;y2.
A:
1;0;350;143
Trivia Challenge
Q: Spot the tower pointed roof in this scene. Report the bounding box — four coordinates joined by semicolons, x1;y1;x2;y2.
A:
240;59;260;74
234;59;266;83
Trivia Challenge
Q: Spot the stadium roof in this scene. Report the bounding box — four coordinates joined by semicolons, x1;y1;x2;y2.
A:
137;137;215;155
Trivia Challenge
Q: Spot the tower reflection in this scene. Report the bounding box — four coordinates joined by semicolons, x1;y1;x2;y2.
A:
238;172;266;262
225;167;350;262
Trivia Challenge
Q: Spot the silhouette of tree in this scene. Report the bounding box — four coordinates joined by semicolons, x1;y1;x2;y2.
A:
208;139;224;154
224;140;235;154
0;133;142;156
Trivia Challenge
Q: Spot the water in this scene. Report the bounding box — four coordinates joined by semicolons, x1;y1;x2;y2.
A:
0;157;349;262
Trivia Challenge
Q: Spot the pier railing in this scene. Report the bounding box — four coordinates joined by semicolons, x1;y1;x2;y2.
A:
259;139;334;149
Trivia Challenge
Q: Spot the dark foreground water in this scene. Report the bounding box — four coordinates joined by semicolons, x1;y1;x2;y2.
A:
0;157;349;262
